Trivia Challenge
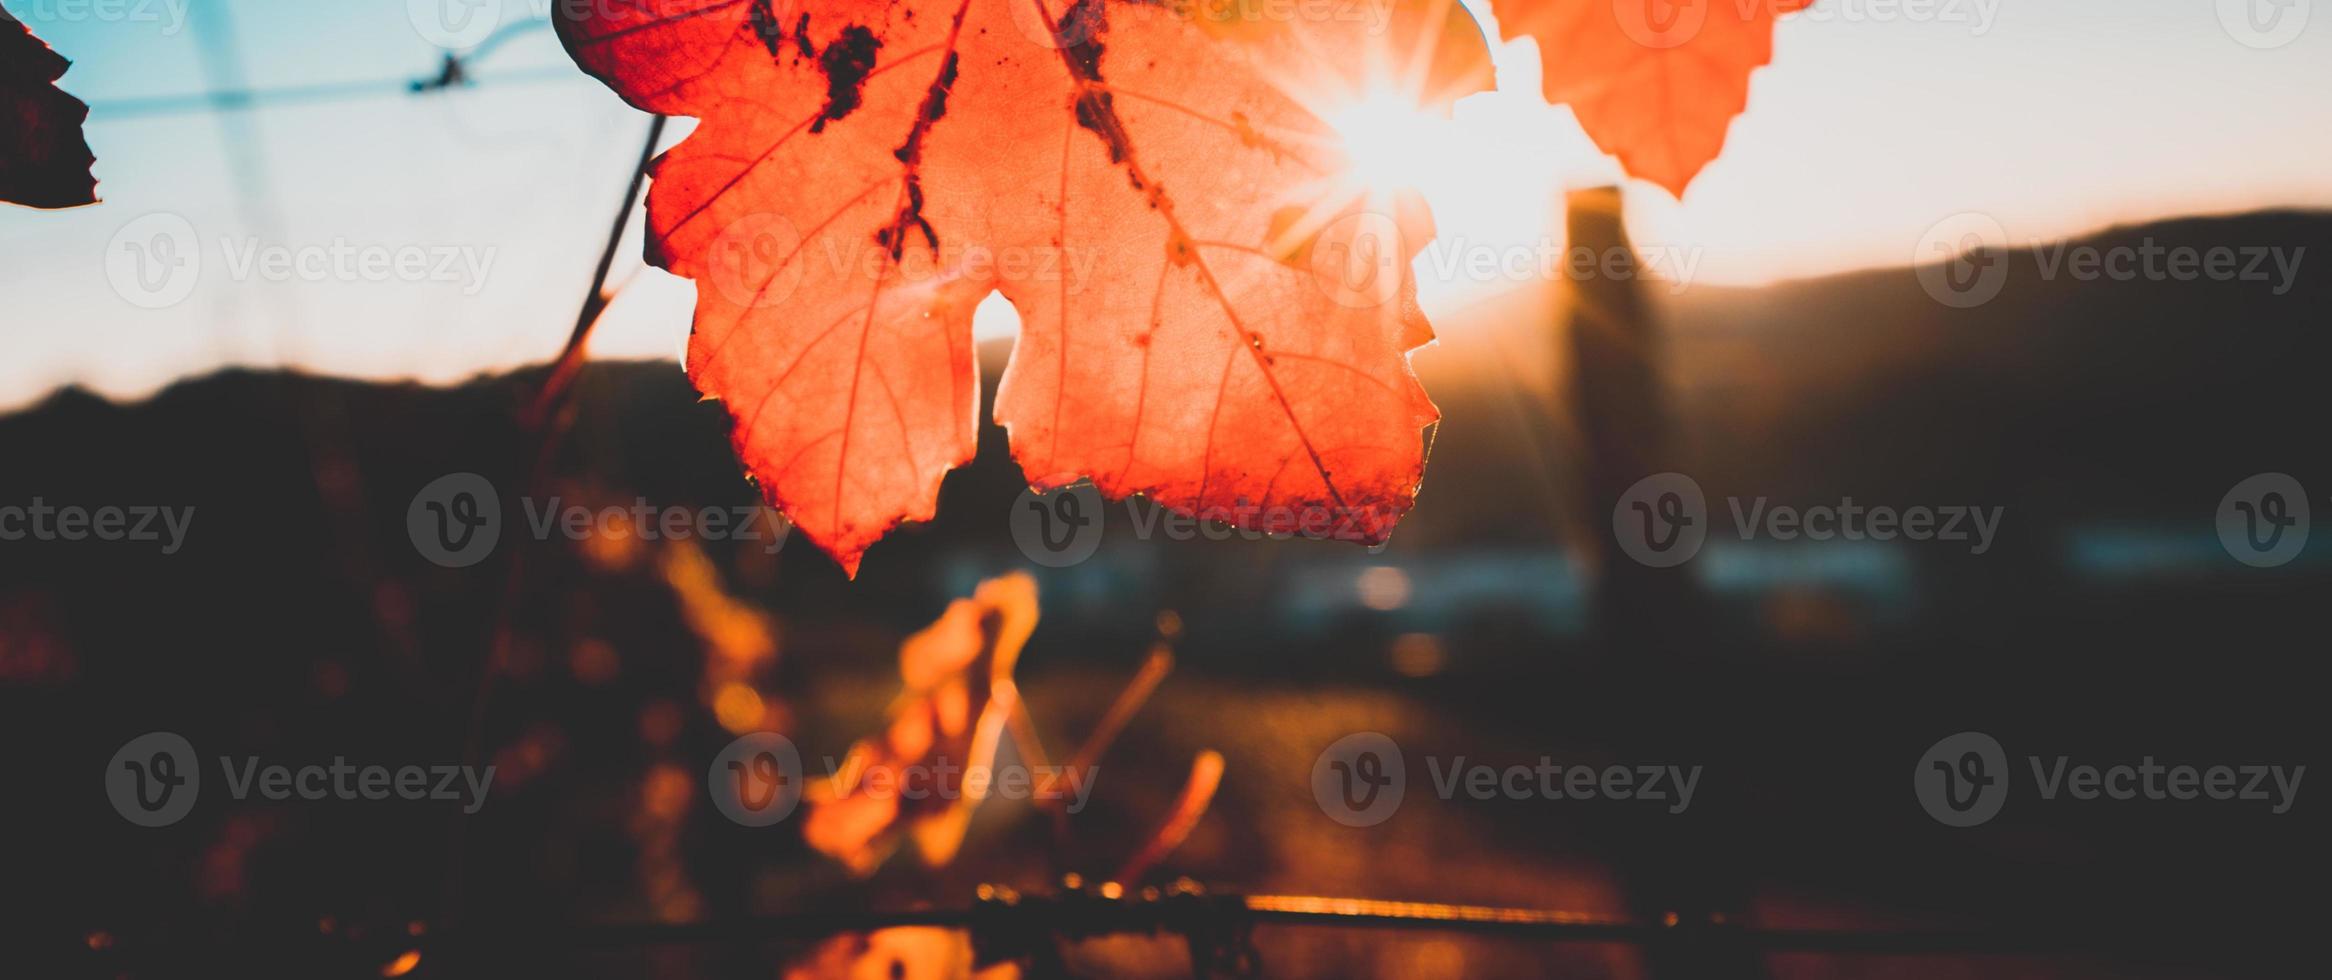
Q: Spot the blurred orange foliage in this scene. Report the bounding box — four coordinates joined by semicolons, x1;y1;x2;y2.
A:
803;573;1037;875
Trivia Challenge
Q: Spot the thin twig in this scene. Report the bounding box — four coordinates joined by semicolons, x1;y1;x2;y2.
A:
526;112;669;430
1113;750;1224;885
1048;644;1175;804
442;112;666;928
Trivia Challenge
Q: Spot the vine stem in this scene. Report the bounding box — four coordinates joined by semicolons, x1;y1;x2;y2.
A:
443;112;666;927
526;112;670;431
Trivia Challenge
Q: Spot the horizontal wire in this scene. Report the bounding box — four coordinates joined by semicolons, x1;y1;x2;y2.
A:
86;65;583;119
84;18;564;119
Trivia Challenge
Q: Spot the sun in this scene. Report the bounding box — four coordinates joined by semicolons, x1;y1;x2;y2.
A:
1323;85;1462;198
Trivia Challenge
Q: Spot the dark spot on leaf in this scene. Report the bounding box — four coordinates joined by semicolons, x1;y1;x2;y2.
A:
745;0;786;58
894;50;961;166
877;174;940;259
811;25;882;133
1166;232;1195;266
1056;0;1138;184
878;2;968;262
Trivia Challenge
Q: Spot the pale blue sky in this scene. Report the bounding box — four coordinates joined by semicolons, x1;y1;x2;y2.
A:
2;0;2327;409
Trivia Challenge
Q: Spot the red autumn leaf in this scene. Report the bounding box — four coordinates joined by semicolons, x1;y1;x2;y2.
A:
1491;0;1808;195
555;0;1490;575
0;11;99;209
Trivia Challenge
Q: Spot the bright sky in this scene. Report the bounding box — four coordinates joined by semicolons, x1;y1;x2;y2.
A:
2;0;2327;410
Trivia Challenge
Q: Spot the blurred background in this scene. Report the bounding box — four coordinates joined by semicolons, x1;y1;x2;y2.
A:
3;1;2328;977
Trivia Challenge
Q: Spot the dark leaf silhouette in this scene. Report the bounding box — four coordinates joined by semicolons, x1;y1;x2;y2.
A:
0;11;98;209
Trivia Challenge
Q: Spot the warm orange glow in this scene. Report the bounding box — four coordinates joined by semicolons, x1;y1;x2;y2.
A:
569;638;620;685
380;950;422;978
712;682;767;734
638;700;683;747
1389;633;1448;678
571;493;643;570
662;542;777;669
803;574;1038;876
641;763;692;821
